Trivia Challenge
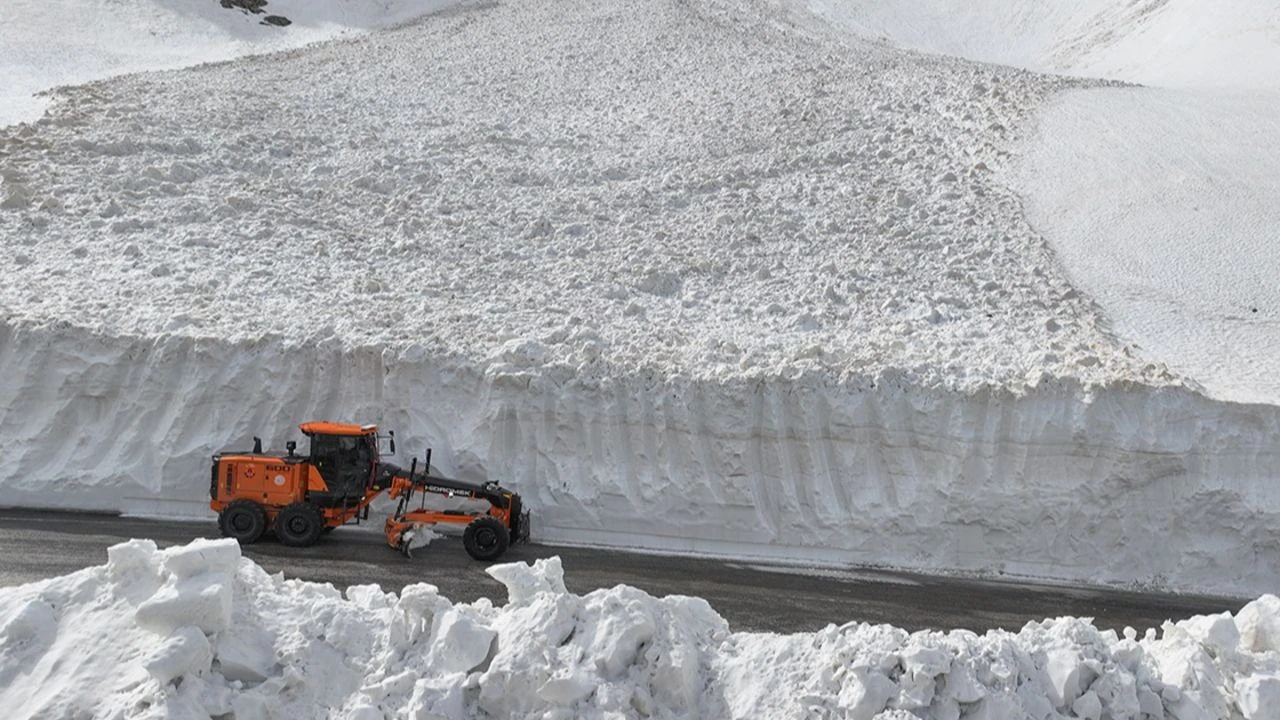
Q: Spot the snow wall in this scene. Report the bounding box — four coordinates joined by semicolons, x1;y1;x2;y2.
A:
5;319;1279;597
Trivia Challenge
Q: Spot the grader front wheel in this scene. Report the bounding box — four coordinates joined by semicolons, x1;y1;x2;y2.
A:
218;499;267;544
463;515;510;561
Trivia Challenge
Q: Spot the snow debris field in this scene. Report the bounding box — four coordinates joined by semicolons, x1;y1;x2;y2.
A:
2;0;1151;388
3;0;1280;598
5;538;1280;720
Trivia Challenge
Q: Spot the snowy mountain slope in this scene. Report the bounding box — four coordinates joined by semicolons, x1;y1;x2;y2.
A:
796;0;1280;405
2;0;1279;598
804;0;1280;90
1013;87;1280;405
0;0;459;127
4;539;1280;720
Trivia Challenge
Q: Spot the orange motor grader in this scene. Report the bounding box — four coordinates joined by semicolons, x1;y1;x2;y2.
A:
208;421;529;561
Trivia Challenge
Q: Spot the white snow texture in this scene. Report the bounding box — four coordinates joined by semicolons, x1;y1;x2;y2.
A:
0;0;458;127
3;538;1280;720
3;0;1280;597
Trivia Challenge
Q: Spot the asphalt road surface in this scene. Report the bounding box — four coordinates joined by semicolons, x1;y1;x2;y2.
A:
0;509;1244;635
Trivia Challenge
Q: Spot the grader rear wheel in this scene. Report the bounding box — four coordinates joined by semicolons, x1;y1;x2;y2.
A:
275;502;325;547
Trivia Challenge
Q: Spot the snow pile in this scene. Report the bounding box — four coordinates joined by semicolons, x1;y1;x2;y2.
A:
1;538;1279;720
2;0;1279;595
0;0;459;127
804;0;1280;91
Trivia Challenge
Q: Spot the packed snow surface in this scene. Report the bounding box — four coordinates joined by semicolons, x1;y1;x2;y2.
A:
2;0;1280;596
805;0;1280;91
1013;88;1280;405
0;0;458;127
2;539;1280;720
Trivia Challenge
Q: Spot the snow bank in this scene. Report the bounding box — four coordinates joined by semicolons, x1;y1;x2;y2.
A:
1;538;1278;719
803;0;1280;90
0;0;460;127
3;0;1279;598
5;321;1279;596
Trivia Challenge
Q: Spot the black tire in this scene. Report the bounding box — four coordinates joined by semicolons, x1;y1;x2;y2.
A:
463;515;510;561
275;502;325;547
218;499;267;544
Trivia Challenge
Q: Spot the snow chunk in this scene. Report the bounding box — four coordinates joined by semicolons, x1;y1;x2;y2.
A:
486;557;568;604
591;590;658;679
1043;647;1098;708
160;537;241;580
214;628;277;685
135;572;233;635
427;609;496;675
902;643;952;677
1238;675;1280;720
836;668;896;719
106;538;160;578
536;671;598;704
1183;611;1241;657
144;626;212;684
1238;595;1280;653
1072;689;1102;720
490;338;550;368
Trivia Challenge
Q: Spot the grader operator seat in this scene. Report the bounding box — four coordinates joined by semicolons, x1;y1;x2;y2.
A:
303;423;379;507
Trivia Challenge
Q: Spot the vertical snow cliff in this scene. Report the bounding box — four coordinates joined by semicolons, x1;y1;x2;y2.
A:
3;320;1276;596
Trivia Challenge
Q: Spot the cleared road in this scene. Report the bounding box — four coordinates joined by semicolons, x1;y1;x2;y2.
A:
0;509;1243;635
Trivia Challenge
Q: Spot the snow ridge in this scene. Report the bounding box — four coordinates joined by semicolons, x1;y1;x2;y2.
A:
3;0;1280;597
2;539;1279;719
